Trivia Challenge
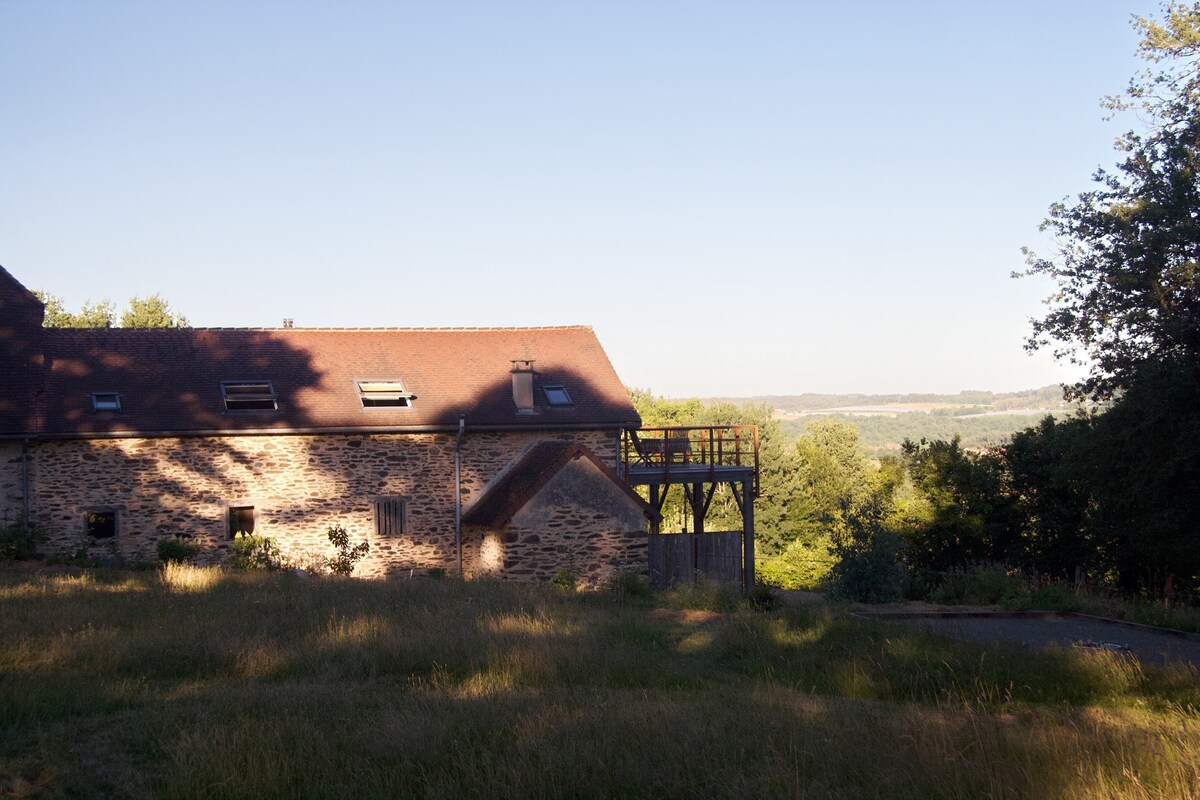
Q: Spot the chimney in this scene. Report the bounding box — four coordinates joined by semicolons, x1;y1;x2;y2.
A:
282;318;294;328
511;359;536;413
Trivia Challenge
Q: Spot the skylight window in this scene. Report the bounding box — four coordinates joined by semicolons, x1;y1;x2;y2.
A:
91;392;122;412
221;381;277;411
357;380;414;409
543;385;573;407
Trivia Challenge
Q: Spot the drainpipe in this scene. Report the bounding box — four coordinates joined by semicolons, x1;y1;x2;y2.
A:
20;438;31;529
454;415;466;577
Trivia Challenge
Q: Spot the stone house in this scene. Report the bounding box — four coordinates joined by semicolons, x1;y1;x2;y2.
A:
0;265;653;585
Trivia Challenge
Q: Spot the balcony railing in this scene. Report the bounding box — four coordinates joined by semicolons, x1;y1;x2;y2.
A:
622;425;759;496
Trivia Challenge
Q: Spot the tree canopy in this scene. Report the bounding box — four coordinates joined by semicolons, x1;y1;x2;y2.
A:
120;294;189;329
1020;2;1200;400
34;291;189;329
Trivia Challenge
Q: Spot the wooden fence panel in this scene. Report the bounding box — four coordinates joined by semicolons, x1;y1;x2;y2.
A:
648;531;743;589
695;531;743;585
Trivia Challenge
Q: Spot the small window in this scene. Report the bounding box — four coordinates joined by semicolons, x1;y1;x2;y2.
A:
91;392;122;412
374;497;407;536
86;510;117;539
228;506;255;538
357;380;414;409
221;381;277;411
543;385;573;406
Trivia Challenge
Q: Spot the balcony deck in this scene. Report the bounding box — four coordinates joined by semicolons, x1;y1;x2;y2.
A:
620;425;759;497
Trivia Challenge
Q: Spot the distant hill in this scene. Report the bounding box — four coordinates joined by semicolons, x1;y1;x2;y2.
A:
706;386;1085;456
708;385;1073;415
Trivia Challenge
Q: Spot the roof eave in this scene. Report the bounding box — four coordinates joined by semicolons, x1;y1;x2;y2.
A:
1;419;640;441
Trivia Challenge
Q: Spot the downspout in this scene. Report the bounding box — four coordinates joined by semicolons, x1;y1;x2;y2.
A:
20;438;31;529
454;415;466;577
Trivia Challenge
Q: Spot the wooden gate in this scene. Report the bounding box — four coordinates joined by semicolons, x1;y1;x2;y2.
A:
648;531;744;589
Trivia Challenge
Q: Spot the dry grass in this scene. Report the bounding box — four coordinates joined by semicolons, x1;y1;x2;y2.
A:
158;562;223;594
0;566;1197;798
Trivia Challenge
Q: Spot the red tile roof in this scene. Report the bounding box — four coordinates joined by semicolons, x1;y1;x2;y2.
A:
462;440;654;527
0;265;47;436
0;265;43;308
7;325;639;437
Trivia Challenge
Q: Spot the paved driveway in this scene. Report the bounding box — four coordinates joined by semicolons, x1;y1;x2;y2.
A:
857;612;1200;668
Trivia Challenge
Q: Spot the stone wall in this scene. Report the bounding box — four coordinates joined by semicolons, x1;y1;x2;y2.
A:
463;456;648;589
0;441;23;528
24;428;624;578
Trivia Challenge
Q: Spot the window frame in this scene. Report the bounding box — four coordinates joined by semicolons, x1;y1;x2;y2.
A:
220;381;278;412
227;505;256;538
85;508;119;540
356;379;415;410
373;496;408;537
542;384;573;407
91;392;122;412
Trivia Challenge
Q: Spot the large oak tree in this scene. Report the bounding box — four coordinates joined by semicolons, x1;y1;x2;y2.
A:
1021;3;1200;401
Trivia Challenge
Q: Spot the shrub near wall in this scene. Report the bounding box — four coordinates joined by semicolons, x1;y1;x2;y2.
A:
0;523;44;560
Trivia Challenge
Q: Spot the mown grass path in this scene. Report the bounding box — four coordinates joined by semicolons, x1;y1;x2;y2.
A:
1;566;1198;798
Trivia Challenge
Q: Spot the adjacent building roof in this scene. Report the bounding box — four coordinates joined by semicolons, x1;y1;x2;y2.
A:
0;268;640;437
463;441;655;527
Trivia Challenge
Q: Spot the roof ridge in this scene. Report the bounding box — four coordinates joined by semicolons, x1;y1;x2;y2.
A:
0;263;44;307
41;324;597;333
189;325;596;332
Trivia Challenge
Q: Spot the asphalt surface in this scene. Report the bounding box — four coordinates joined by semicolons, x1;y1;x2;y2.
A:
862;612;1200;668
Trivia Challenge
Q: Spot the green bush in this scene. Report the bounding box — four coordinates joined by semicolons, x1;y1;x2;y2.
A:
828;531;905;603
747;582;782;612
757;539;835;590
156;536;201;565
1026;584;1080;612
325;524;369;576
606;569;652;600
228;534;283;571
553;567;579;592
931;567;1030;607
668;577;740;612
0;522;44;560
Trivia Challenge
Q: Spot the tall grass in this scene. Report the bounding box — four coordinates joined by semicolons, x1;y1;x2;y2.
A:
158;562;222;593
0;566;1197;798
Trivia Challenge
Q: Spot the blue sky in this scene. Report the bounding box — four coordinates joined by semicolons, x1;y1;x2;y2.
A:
0;1;1158;397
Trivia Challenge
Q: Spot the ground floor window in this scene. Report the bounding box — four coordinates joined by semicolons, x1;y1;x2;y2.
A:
373;497;407;536
86;510;117;539
228;506;255;538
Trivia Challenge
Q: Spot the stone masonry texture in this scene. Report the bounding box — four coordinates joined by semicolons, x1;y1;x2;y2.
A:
464;456;648;589
18;429;627;580
0;441;23;529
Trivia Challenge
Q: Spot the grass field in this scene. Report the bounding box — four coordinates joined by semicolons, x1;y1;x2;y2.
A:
2;565;1198;799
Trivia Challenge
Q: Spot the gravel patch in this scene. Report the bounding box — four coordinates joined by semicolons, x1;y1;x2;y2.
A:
855;611;1200;668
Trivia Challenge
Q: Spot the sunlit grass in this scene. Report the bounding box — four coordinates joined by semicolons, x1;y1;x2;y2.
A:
0;565;1197;798
158;561;223;593
0;570;149;599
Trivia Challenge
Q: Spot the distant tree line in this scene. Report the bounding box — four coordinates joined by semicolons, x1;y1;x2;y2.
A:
34;290;189;329
638;374;1199;600
734;385;1072;415
777;409;1066;457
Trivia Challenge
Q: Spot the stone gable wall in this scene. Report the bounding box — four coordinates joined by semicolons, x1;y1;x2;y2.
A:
463;457;648;589
0;441;23;528
24;428;622;578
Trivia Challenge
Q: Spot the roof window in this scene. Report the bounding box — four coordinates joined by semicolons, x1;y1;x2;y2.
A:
543;385;573;407
357;380;414;409
91;392;122;412
221;381;278;411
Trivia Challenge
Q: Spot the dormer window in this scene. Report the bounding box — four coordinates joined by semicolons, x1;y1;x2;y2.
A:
543;385;573;407
357;380;414;409
221;381;277;411
91;392;122;412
